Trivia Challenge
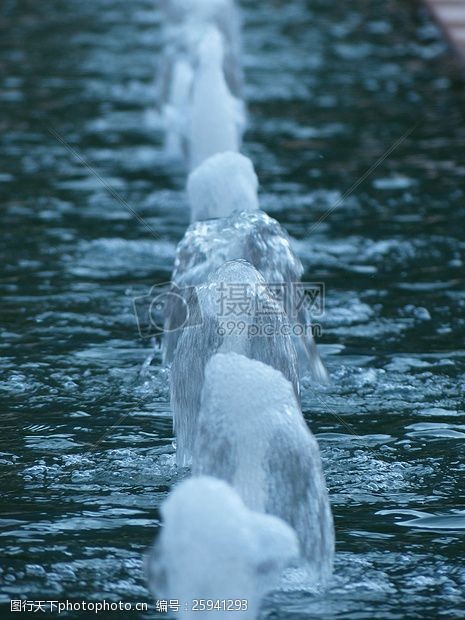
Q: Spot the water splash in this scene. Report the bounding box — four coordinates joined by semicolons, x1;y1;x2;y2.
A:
164;206;327;381
188;27;244;170
148;476;298;618
192;352;335;585
187;151;259;222
170;259;299;467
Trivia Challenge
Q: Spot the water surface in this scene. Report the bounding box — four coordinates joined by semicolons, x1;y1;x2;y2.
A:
1;0;465;618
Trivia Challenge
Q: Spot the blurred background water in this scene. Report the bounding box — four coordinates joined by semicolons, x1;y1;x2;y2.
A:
1;0;465;618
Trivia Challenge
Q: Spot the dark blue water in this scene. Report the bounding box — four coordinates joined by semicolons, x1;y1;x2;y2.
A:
1;0;465;618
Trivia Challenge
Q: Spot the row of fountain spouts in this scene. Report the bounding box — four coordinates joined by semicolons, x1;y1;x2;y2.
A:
147;2;335;616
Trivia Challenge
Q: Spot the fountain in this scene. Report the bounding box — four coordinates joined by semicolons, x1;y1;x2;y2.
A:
170;259;300;467
163;152;328;383
159;0;242;97
188;27;244;170
192;352;335;585
158;0;243;160
187;151;259;222
148;476;299;619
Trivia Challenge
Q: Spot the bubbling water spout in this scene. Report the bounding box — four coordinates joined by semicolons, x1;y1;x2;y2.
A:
163;154;328;382
158;0;243;162
187;151;259;222
192;352;335;585
160;0;242;96
188;27;244;170
148;476;299;619
170;259;300;468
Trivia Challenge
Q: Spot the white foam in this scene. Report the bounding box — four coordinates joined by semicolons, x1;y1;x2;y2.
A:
188;27;243;170
192;353;335;585
161;0;242;96
158;1;243;160
187;152;258;222
148;476;298;618
163;206;328;383
170;260;299;467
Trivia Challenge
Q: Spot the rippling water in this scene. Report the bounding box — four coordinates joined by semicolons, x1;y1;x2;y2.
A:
1;0;465;618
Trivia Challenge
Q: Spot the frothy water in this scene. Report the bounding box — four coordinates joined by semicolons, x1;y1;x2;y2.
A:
163;205;327;381
192;353;335;584
1;0;465;617
187;151;259;222
188;26;243;170
170;260;299;467
158;0;243;159
148;476;298;618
